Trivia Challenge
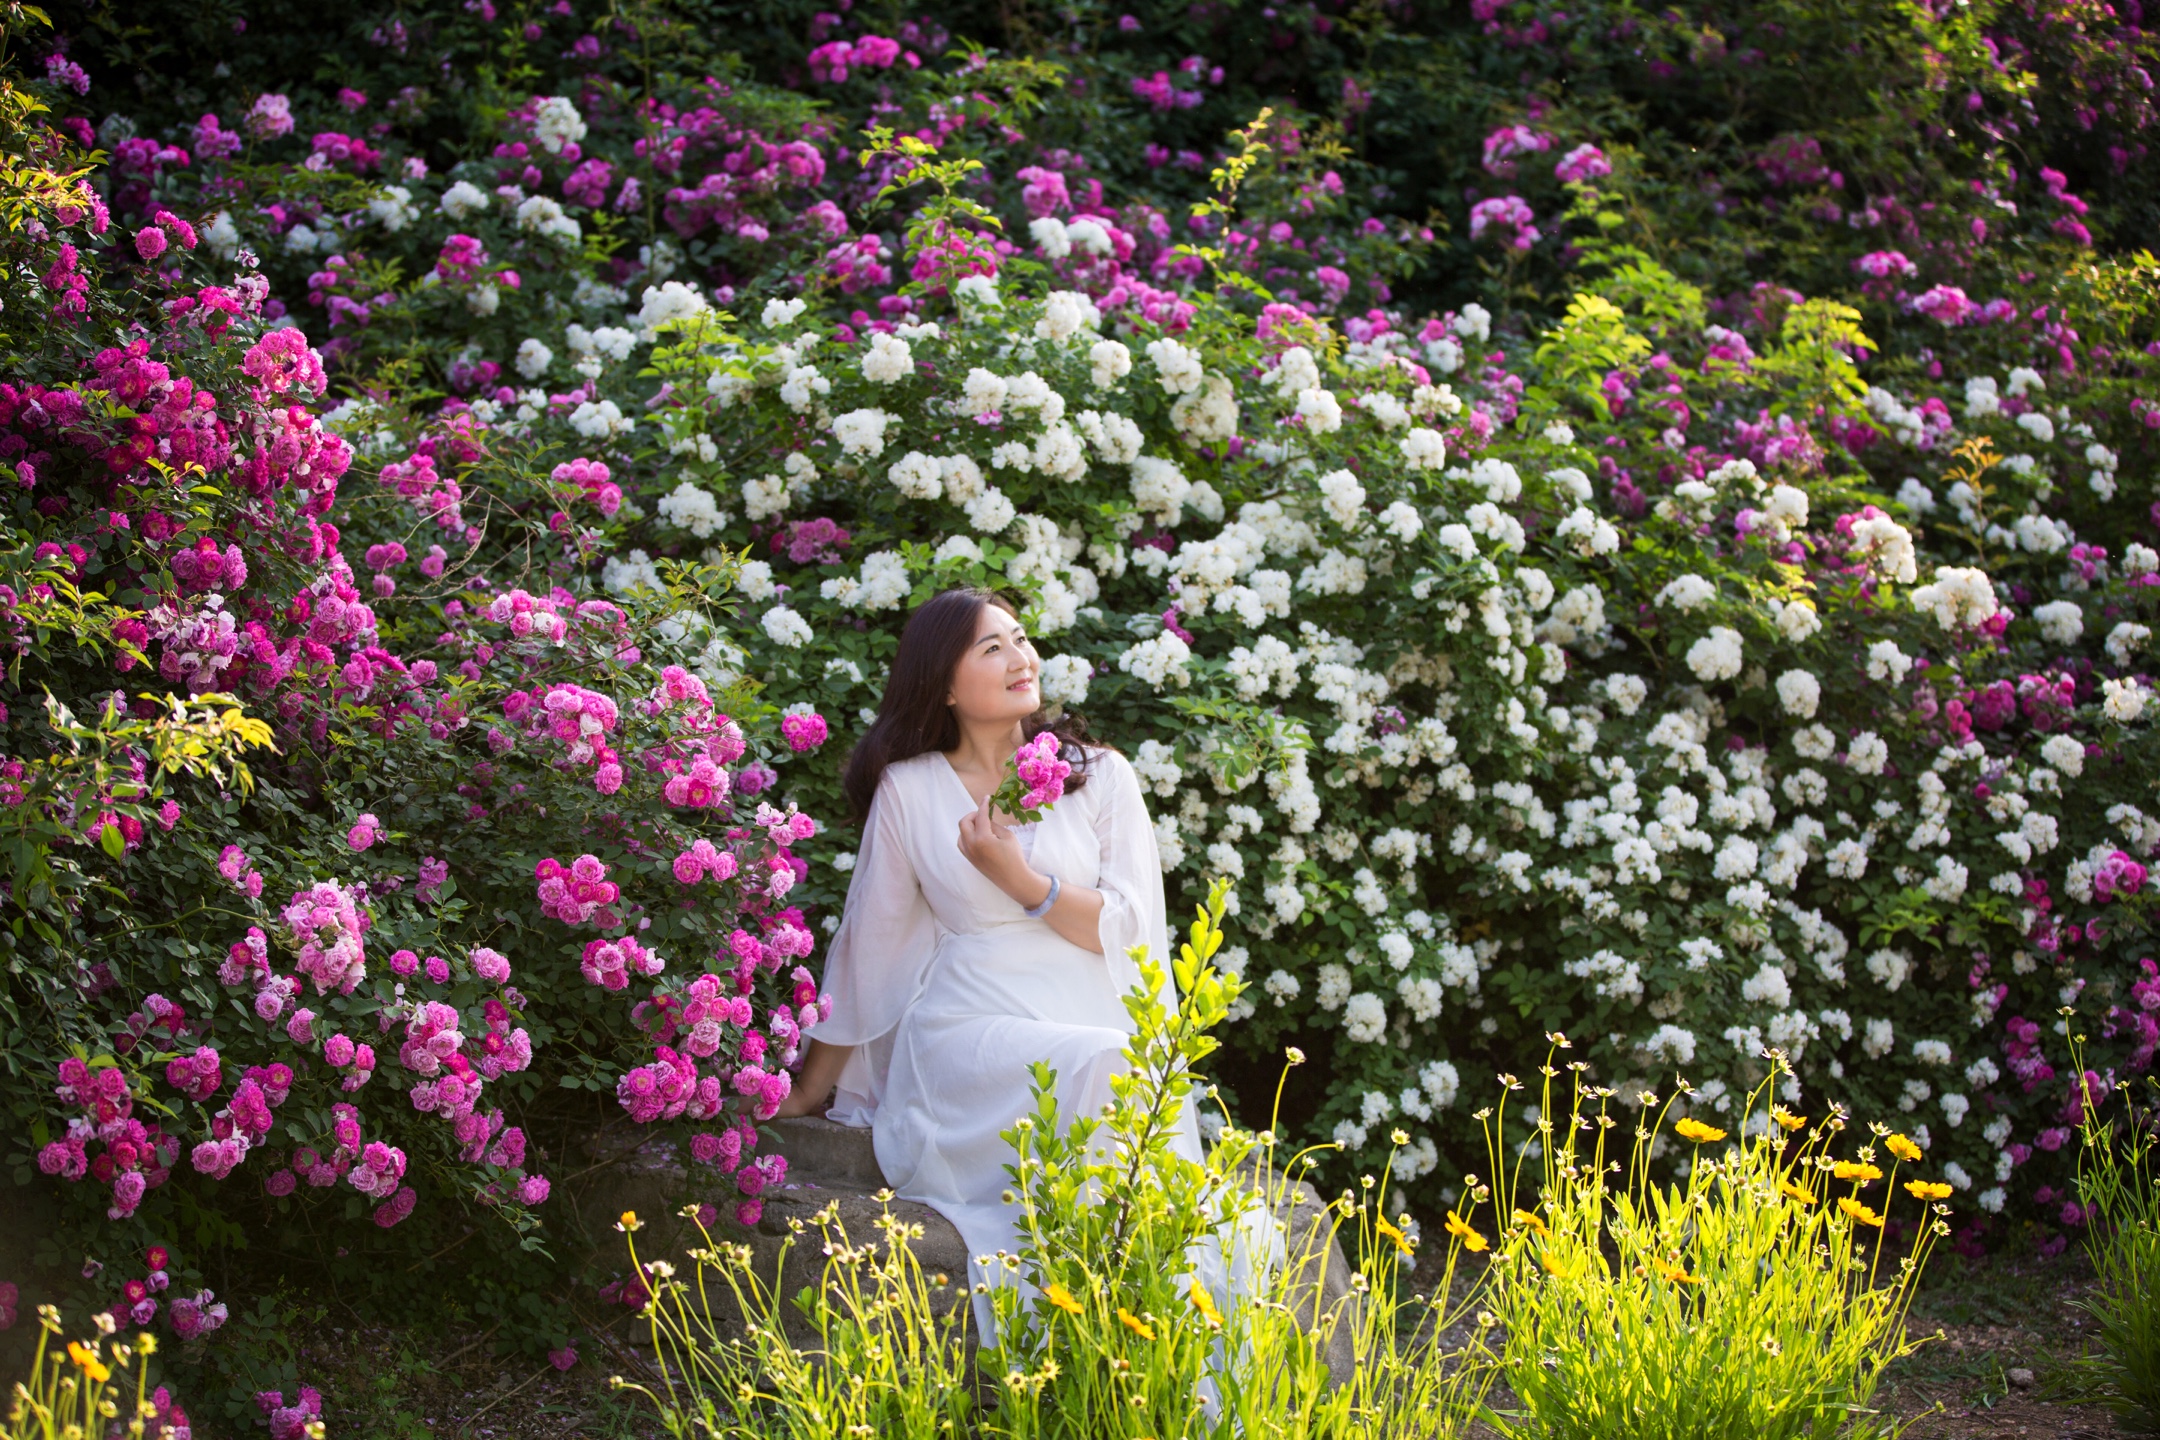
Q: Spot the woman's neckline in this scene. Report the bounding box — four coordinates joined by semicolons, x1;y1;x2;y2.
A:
935;749;1037;826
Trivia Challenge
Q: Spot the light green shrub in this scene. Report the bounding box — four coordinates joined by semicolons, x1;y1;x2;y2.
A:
4;1310;183;1440
1477;1042;1948;1440
2071;1041;2160;1433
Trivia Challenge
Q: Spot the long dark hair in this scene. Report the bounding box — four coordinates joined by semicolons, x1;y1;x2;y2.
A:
841;586;1096;824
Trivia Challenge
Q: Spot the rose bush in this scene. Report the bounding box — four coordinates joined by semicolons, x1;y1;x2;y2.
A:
0;35;841;1419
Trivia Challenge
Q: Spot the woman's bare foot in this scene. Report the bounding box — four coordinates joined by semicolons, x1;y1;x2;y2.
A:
771;1088;829;1120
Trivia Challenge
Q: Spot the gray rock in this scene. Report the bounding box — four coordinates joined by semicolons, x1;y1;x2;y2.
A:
2006;1366;2037;1389
568;1117;1358;1384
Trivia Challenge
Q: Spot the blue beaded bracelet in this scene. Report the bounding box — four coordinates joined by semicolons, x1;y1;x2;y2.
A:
1022;873;1061;919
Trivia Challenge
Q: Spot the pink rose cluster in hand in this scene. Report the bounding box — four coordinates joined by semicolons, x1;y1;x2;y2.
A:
993;731;1072;822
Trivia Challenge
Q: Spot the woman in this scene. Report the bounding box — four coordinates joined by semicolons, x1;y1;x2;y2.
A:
774;585;1208;1337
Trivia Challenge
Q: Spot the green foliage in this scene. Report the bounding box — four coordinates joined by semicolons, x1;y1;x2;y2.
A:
1534;294;1652;419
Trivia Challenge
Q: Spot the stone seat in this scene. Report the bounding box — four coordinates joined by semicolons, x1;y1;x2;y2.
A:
571;1115;1358;1384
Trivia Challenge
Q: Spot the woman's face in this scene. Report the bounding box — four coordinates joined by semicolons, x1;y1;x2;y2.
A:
946;603;1039;727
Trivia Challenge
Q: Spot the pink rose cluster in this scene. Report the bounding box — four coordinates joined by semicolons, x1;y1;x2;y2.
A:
780;709;828;751
774;515;850;564
1014;731;1072;812
188;1063;292;1180
169;1285;229;1341
281;879;369;995
322;1029;378;1091
663;753;733;808
563;156;614;206
671;837;740;885
535;852;621;926
363;540;409;602
486;586;571;644
743;803;820;904
660;138;829;240
262;1101;400;1213
217;927;374;1090
1855;249;1918;280
191;111;243;158
1481;124;1551;177
0;314;398;723
1554;142;1611;183
508;681;624;793
245;92;294;141
2117;960;2160;1072
637;970;756;1058
616;1044;730;1124
255;1386;324;1440
678;1122;790;1226
472;998;535;1080
307;129;381;172
169;535;247;593
37;1057;180;1220
581;935;665;991
216;843;266;898
165;1044;224;1102
2095;850;2149;902
647;668;750;808
1913;284;1977;326
117;1246;169;1324
1130;70;1204;112
722;909;820;992
379;451;467;534
1469;195;1540;251
805;33;915;82
551;456;622;517
382;982;547;1215
239;326;328;400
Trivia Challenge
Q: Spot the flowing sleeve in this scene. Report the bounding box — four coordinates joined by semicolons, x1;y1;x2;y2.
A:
1088;748;1177;1006
813;772;940;1047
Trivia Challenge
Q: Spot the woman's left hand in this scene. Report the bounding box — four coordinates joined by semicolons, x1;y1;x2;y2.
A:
957;788;1037;901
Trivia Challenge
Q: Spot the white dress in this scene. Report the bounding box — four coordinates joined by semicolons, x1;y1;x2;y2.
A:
813;745;1211;1338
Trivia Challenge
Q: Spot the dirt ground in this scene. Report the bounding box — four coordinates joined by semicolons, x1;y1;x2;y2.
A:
1879;1251;2137;1440
260;1247;2143;1439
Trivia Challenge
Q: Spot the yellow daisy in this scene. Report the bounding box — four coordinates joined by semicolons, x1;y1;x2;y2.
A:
67;1341;110;1383
1444;1210;1489;1253
1652;1257;1700;1285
